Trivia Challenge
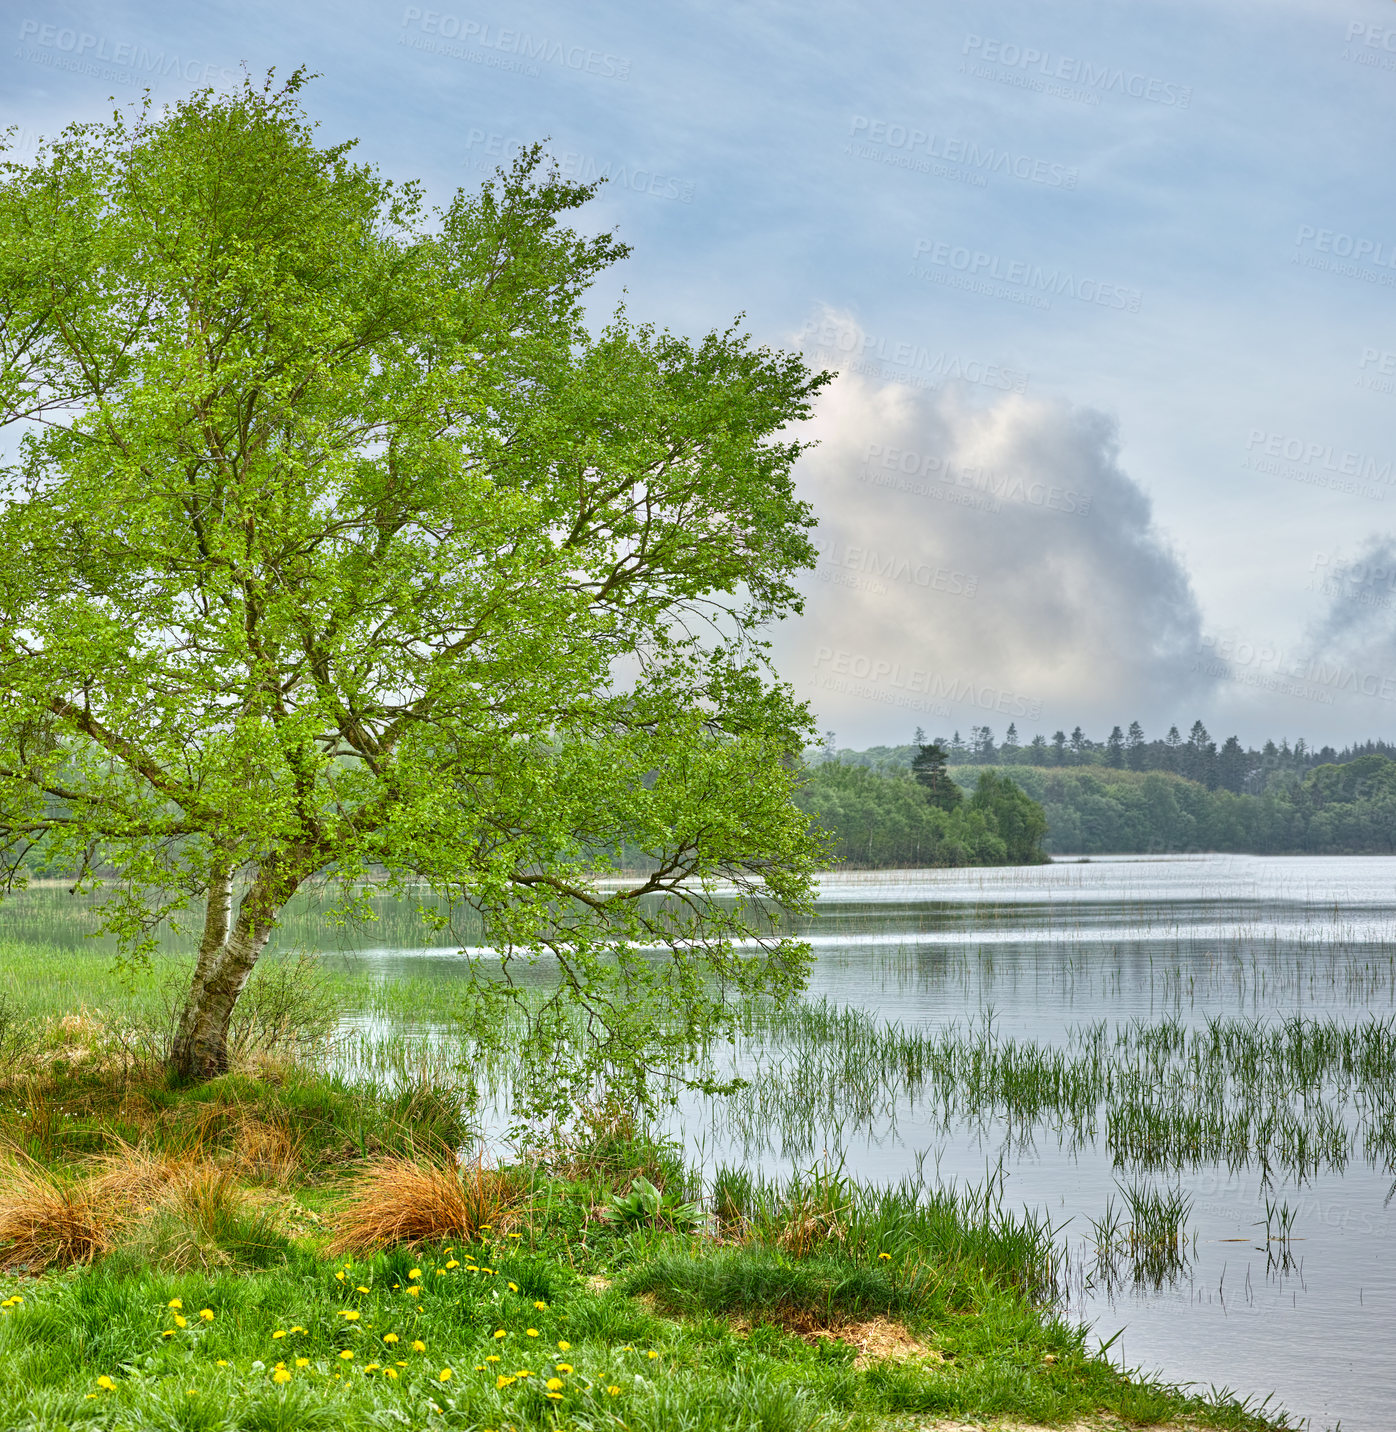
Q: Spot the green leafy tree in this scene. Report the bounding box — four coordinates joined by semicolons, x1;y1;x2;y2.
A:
0;75;829;1100
968;770;1048;863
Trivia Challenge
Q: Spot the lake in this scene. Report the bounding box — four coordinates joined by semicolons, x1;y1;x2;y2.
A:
335;854;1395;1432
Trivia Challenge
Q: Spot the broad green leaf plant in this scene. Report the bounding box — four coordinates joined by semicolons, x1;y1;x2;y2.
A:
0;72;829;1108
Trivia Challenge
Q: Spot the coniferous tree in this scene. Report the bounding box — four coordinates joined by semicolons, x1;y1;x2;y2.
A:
1163;725;1182;771
1051;730;1068;765
1126;720;1146;770
1217;735;1247;793
1105;726;1125;767
912;740;963;812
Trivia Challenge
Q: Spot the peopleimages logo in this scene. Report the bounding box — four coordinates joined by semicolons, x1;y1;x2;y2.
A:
960;34;1191;107
15;19;238;83
847;117;1078;189
400;8;630;79
1294;225;1396;269
812;648;1044;719
911;238;1142;312
1244;430;1394;485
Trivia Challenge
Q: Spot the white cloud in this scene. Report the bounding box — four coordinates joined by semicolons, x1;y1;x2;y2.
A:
780;310;1214;743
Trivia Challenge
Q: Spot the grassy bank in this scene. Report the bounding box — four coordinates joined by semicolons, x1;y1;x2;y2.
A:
0;944;1296;1430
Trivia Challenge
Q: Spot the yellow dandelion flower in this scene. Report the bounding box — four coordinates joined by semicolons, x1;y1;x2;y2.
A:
556;1340;570;1351
364;1363;380;1372
272;1330;286;1340
167;1298;183;1310
385;1368;399;1380
339;1350;354;1361
445;1260;460;1269
408;1268;421;1280
486;1354;501;1363
295;1358;310;1367
199;1308;214;1322
162;1331;175;1339
495;1375;514;1389
555;1363;573;1374
525;1328;539;1338
545;1377;563;1391
339;1310;361;1321
878;1252;892;1260
438;1368;453;1382
493;1329;507;1340
187;1388;198;1396
356;1285;370;1293
273;1369;291;1384
475;1364;485;1371
290;1326;307;1334
396;1359;408;1367
647;1349;659;1360
216;1360;228;1367
435;1269;446;1277
533;1300;547;1311
383;1333;399;1344
507;1282;519;1293
507;1232;522;1239
96;1376;116;1391
173;1315;187;1328
607;1385;621;1395
405;1286;420;1298
546;1391;562;1401
335;1271;346;1281
412;1339;426;1352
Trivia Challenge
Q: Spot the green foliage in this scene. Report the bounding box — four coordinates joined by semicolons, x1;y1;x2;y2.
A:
910;740;960;811
808;754;1396;857
794;762;1047;867
1000;760;1396;854
0;73;829;1104
601;1175;704;1233
967;769;1049;863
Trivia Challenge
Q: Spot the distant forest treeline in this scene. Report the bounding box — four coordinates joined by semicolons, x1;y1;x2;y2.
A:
825;721;1396;795
800;745;1396;860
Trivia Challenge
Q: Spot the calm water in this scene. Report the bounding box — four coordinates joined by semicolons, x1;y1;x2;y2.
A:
342;854;1396;1432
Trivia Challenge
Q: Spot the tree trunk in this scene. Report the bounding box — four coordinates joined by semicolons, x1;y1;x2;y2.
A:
168;856;307;1082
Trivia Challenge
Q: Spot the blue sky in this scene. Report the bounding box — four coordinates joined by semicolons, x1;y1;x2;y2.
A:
6;0;1395;749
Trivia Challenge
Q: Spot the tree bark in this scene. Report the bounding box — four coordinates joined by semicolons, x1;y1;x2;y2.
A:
168;855;307;1082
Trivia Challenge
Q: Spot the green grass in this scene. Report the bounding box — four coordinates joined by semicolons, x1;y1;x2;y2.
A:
0;920;1311;1429
0;1217;1293;1432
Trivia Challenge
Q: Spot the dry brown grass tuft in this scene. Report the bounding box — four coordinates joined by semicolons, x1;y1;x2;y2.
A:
0;1140;284;1271
730;1309;938;1368
329;1155;527;1255
229;1116;302;1184
87;1140;188;1212
0;1151;109;1267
